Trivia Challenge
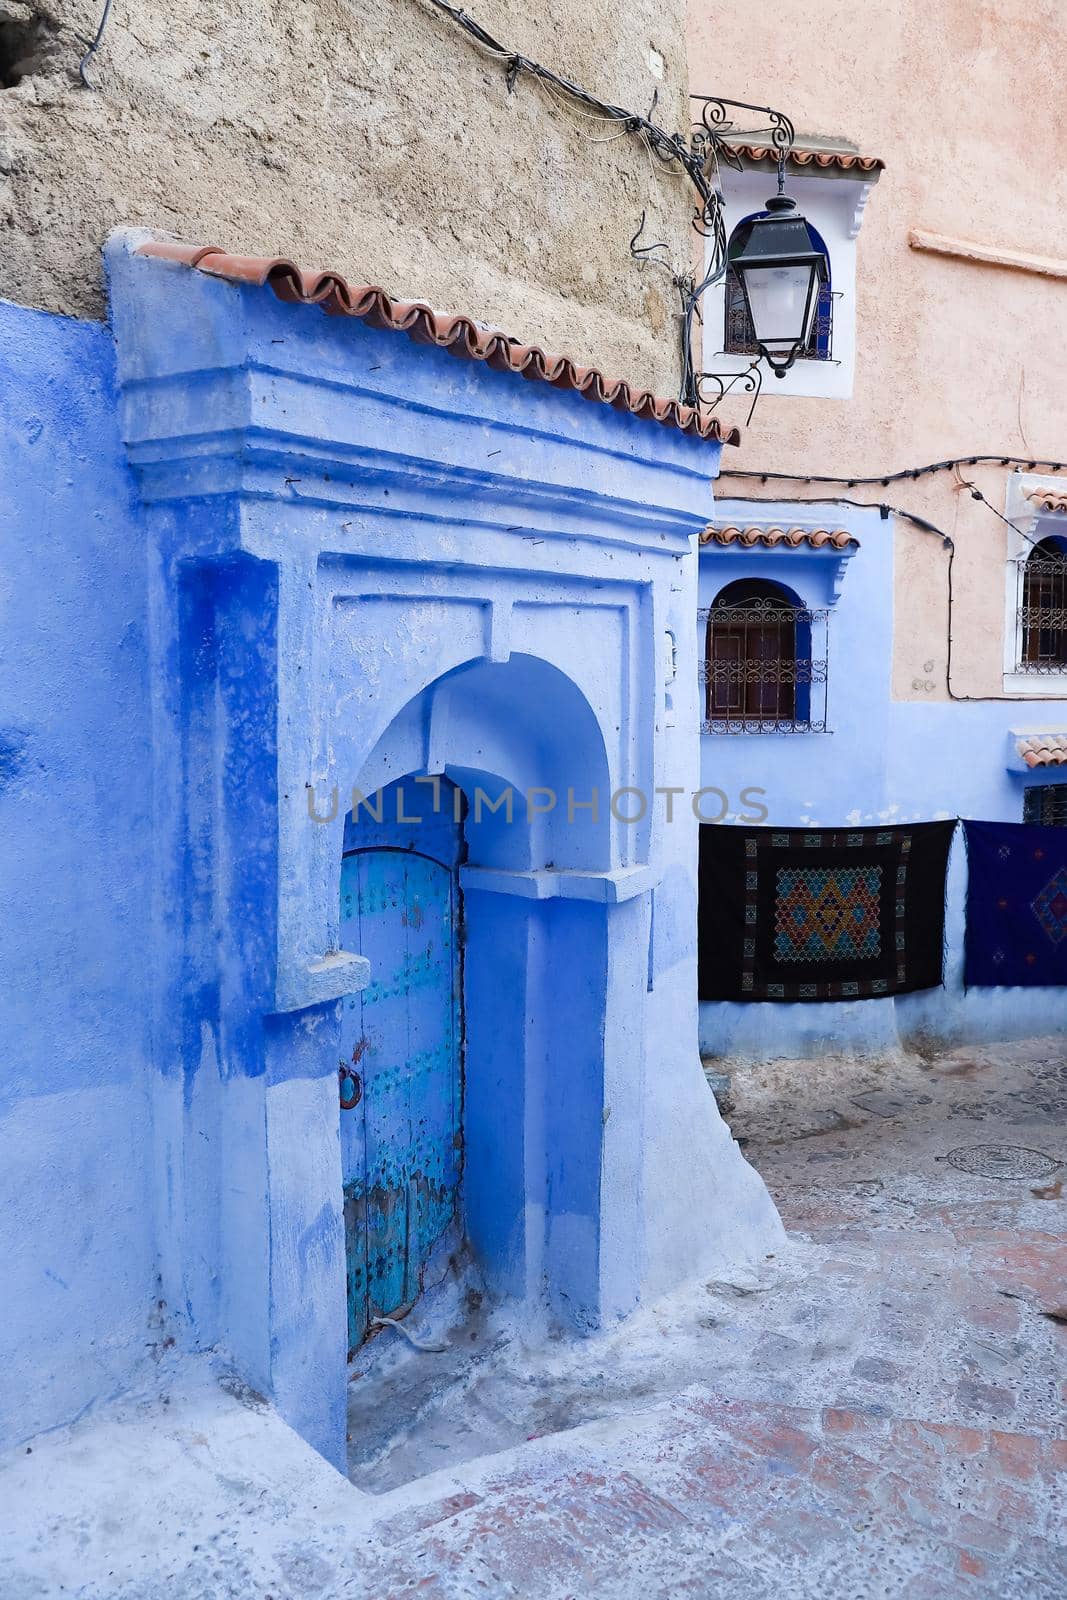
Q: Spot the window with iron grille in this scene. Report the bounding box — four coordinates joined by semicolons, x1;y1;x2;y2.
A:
1014;536;1067;673
1023;784;1067;826
699;579;829;734
723;214;835;361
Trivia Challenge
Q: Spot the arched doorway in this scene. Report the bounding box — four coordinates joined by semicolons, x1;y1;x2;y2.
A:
338;775;465;1353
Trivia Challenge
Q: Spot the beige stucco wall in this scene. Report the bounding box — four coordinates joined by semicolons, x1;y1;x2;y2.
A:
688;0;1067;699
0;0;693;391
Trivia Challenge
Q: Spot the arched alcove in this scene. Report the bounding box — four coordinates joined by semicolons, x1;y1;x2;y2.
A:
335;652;624;1345
342;652;615;877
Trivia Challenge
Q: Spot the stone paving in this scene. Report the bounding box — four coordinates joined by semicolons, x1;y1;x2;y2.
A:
2;1036;1064;1597
348;1395;1066;1597
338;1035;1066;1596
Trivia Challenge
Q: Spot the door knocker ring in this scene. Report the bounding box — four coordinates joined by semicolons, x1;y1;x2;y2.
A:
338;1062;363;1110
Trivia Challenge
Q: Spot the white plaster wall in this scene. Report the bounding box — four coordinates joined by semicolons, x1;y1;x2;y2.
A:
703;168;864;401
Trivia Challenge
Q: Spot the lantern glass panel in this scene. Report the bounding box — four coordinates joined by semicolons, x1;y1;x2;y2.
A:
741;262;819;355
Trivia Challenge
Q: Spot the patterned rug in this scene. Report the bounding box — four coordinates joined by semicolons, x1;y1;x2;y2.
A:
963;819;1067;987
698;821;956;1002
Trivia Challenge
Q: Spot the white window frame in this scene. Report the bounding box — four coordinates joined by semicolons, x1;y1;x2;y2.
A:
702;168;874;402
1002;475;1067;697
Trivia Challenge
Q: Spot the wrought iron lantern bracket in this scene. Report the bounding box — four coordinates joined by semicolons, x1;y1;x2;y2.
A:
412;4;808;415
689;96;796;174
693;359;764;428
683;98;825;413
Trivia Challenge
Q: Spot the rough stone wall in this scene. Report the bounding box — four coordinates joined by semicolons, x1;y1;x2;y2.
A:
0;0;694;390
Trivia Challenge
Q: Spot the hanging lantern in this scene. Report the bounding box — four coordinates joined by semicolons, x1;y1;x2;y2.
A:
727;190;829;377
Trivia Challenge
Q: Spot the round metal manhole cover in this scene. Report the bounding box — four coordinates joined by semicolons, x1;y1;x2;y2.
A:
942;1144;1060;1181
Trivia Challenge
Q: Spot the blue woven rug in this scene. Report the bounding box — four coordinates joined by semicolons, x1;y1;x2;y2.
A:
963;819;1067;987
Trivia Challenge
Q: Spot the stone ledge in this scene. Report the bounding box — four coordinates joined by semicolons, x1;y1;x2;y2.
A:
459;864;660;903
908;228;1067;280
273;950;371;1013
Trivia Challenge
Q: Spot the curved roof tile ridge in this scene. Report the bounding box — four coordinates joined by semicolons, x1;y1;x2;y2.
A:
1017;733;1067;768
699;524;858;550
1026;487;1067;514
134;239;741;447
721;143;884;173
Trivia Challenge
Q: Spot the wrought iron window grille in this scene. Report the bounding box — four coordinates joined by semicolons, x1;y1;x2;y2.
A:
1023;784;1067;827
699;599;830;734
1012;545;1067;673
723;274;839;364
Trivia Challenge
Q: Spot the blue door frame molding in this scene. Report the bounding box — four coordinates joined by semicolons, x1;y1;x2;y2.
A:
108;231;782;1467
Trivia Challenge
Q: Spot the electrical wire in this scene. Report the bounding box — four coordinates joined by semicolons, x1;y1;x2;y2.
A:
721;492;949;545
717;454;1067;489
417;2;1066;692
418;0;732;403
78;0;115;89
419;0;714;212
721;491;1056;703
949;463;1045;552
721;460;1050;551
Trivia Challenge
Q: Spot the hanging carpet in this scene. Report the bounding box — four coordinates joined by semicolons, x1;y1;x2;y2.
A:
698;821;956;1002
963;819;1067;987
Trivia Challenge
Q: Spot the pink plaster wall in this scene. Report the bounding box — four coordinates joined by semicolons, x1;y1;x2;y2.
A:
688;0;1067;698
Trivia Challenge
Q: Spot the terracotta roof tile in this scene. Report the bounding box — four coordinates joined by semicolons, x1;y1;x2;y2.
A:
1017;733;1067;768
699;524;858;550
1026;488;1067;514
134;240;740;447
721;143;884;174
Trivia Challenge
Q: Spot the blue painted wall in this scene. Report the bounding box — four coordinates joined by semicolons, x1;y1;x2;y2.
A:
2;263;1059;1473
102;232;786;1465
0;298;156;1444
698;496;1067;1061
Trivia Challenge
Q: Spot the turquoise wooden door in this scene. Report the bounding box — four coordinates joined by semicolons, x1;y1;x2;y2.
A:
338;781;463;1353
